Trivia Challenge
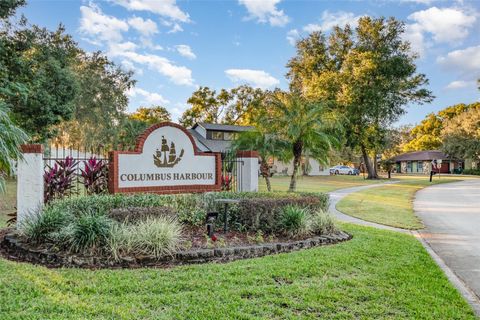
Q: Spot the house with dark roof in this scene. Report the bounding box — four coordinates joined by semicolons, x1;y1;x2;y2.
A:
188;122;331;176
188;122;254;153
391;150;464;174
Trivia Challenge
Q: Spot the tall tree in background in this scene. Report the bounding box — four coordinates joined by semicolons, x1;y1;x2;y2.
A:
402;103;478;152
180;87;231;127
180;85;265;127
54;52;136;149
287;17;433;179
442;107;480;164
224;85;265;125
130;106;171;125
263;91;341;192
1;21;79;142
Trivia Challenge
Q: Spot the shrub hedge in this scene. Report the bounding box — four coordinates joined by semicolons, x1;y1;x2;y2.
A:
20;191;330;256
462;168;480;175
42;191;329;231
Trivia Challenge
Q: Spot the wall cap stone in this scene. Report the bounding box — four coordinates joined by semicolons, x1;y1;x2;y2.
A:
20;144;43;154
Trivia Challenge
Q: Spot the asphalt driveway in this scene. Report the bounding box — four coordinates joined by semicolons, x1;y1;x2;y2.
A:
414;179;480;298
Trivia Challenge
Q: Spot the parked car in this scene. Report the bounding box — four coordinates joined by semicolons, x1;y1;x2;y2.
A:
329;165;358;175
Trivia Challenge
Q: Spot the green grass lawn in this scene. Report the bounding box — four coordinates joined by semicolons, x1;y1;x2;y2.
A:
336;175;466;229
259;175;388;193
0;179;16;227
0;223;475;319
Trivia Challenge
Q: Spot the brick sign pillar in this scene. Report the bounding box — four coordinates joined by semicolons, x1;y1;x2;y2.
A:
236;151;259;192
17;144;44;227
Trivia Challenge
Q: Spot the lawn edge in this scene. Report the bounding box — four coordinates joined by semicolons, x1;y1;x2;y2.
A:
413;230;480;317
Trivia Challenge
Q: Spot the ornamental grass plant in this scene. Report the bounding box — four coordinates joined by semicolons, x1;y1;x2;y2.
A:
109;217;183;260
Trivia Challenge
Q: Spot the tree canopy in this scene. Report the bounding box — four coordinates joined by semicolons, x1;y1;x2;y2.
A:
402;103;477;152
441;106;480;161
1;20;80;142
54;52;136;149
130;106;171;126
179;85;265;127
287;17;433;178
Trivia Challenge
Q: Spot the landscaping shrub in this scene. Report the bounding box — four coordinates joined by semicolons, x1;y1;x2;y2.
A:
108;206;176;223
67;210;112;253
79;157;108;195
43;156;78;204
109;217;183;259
20;207;70;243
22;191;331;258
226;195;328;233
279;205;312;237
462;168;480;175
310;210;337;235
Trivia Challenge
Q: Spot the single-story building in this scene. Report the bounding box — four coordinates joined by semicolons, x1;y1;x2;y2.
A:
391;150;464;174
188;122;330;176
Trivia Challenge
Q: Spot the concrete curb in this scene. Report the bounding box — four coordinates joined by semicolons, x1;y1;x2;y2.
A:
413;230;480;317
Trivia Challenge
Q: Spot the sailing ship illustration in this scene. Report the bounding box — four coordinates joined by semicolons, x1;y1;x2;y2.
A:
153;136;184;168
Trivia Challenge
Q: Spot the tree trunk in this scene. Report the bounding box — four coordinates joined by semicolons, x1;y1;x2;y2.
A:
265;176;271;192
260;159;271;192
361;144;378;179
289;140;303;192
373;150;378;178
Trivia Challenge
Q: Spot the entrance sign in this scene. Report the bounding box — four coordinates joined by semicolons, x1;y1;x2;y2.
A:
109;122;221;194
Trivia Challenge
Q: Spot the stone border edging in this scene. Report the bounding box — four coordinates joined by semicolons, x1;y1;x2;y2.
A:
1;231;352;269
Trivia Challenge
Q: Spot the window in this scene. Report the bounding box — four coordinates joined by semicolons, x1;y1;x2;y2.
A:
417;161;423;172
211;131;223;140
224;132;235;140
407;161;412;173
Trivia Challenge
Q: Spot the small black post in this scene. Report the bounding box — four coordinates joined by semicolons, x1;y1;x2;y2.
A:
429;170;433;182
223;203;228;233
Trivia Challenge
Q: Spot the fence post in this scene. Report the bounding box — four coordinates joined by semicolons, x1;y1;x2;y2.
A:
236;151;259;192
17;144;44;228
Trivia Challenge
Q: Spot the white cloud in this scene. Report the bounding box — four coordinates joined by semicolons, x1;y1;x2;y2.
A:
400;0;438;4
445;80;476;90
140;38;163;50
111;49;194;86
167;22;183;33
79;4;129;44
225;69;279;89
175;45;196;59
403;23;428;57
108;41;138;55
286;28;299;46
121;59;143;75
238;0;289;27
407;7;477;44
128;16;158;37
110;0;190;22
309;10;363;32
437;45;480;74
128;87;169;106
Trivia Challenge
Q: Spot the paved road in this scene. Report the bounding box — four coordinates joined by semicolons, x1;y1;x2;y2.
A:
415;179;480;299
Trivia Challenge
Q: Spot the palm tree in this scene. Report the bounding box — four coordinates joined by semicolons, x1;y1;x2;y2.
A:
232;130;289;191
263;92;342;192
0;103;28;192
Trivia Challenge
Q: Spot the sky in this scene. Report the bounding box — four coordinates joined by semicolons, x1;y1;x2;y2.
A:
16;0;480;126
